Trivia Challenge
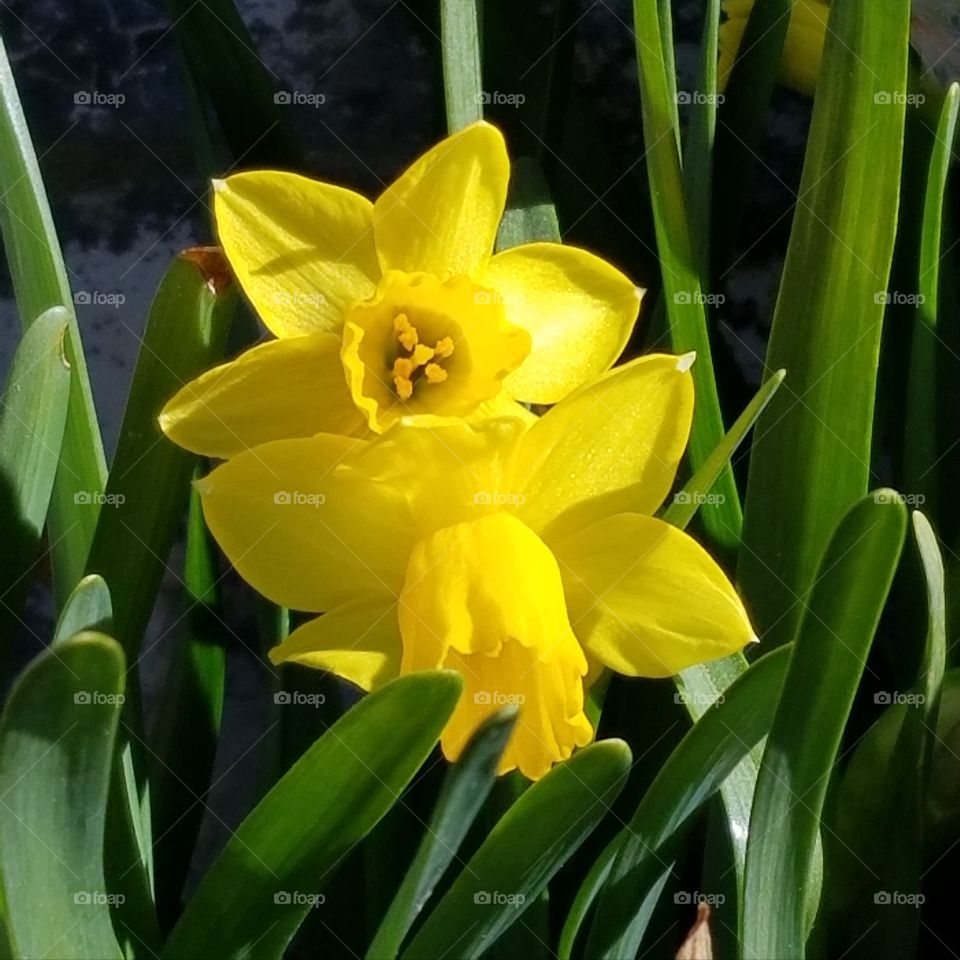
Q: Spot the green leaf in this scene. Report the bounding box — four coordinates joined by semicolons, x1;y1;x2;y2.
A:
166;0;301;168
367;708;517;959
658;369;785;903
742;492;908;959
739;0;912;647
662;368;786;530
402;740;632;960
85;249;235;658
0;306;70;631
441;0;483;132
52;574;113;645
0;633;125;960
682;0;721;270
163;671;463;960
0;39;106;602
905;84;960;516
150;482;228;931
584;646;791;958
830;511;947;958
631;0;741;554
711;0;792;266
496;157;561;250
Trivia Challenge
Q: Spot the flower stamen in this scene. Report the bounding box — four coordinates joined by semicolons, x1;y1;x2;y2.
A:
390;312;456;400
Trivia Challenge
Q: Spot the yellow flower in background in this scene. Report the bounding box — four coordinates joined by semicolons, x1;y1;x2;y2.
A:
719;0;829;97
195;354;756;780
160;122;642;456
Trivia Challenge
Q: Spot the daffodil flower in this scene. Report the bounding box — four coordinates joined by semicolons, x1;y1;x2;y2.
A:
195;354;756;780
159;122;643;457
719;0;829;96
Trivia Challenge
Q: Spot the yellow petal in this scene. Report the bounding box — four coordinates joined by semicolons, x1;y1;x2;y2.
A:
481;243;642;404
268;594;401;691
196;435;413;611
213;171;380;337
372;122;509;278
159;333;367;458
348;418;525;540
512;354;694;541
397;512;592;780
554;513;756;678
341;271;530;432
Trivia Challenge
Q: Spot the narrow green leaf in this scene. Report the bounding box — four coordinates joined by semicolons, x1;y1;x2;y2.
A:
0;306;70;631
166;0;301;168
496;157;561;250
659;369;785;903
683;0;722;270
0;633;125;960
163;672;463;960
663;368;786;530
632;0;741;554
584;646;790;958
743;492;908;959
0;39;106;602
905;84;960;516
52;574;112;645
150;482;228;931
441;0;483;132
839;511;947;958
739;0;912;647
86;249;235;658
367;708;517;959
712;0;792;266
403;740;631;960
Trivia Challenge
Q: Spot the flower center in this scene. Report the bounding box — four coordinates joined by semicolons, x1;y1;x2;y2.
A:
390;313;456;401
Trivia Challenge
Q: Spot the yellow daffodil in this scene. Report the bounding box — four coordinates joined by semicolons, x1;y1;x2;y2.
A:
195;354;756;780
719;0;829;96
159;122;643;457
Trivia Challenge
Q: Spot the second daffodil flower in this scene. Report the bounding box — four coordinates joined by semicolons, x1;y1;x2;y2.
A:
195;354;757;780
159;122;643;456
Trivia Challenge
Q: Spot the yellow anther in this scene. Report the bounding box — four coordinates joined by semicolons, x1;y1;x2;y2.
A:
411;343;435;367
393;313;419;351
393;375;414;400
393;357;415;379
434;336;455;359
424;363;448;384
